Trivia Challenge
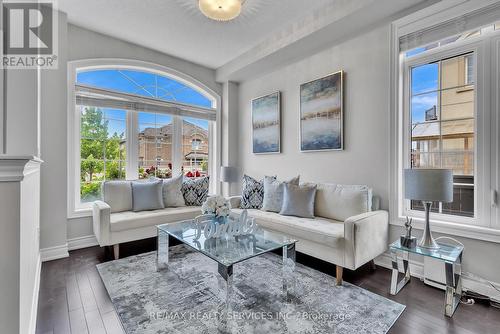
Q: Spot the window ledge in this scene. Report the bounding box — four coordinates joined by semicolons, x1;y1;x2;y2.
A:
68;207;92;219
456;85;474;93
392;216;500;244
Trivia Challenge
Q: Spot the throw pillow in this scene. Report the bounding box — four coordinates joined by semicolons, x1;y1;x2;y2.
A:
162;175;186;207
280;183;317;218
262;175;300;213
101;180;133;213
182;176;210;206
241;174;270;209
131;180;164;212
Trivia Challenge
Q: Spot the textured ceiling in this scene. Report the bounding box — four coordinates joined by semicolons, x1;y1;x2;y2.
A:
58;0;334;69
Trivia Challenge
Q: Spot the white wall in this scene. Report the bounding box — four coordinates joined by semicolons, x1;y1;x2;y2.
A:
0;181;21;334
222;81;240;196
39;21;221;251
238;25;391;207
40;10;69;255
4;69;39;156
235;24;500;287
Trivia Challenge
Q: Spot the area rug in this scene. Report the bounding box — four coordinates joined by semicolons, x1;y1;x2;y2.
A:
97;245;405;334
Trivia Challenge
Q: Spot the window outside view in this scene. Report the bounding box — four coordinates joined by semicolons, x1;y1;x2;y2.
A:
77;69;212;203
80;107;127;202
409;53;475;217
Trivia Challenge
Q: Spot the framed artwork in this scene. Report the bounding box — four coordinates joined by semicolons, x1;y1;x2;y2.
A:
251;91;281;154
300;70;343;151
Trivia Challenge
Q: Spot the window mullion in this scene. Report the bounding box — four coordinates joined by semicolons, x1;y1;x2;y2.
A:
126;111;139;180
172;116;183;176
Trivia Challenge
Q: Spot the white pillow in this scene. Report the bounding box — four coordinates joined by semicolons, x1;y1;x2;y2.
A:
314;183;372;221
162;175;186;207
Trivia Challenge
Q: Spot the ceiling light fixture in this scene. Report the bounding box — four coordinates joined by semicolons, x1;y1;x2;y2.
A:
198;0;243;22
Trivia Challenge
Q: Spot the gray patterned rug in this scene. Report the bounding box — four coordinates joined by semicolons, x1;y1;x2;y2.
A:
97;245;405;334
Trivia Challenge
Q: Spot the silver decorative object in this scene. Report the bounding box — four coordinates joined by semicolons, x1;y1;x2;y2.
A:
400;217;416;248
193;210;257;240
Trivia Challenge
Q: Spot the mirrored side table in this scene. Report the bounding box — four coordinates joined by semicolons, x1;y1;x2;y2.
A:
389;240;464;317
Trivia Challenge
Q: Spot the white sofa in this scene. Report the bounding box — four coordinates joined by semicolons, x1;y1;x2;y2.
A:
92;180;388;285
229;183;389;285
92;180;202;259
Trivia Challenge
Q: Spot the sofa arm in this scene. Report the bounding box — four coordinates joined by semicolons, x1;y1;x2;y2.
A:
92;200;111;246
227;196;242;209
343;210;389;270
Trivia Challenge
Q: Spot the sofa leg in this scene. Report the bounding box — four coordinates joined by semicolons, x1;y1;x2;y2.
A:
369;260;377;272
113;244;120;260
336;265;343;286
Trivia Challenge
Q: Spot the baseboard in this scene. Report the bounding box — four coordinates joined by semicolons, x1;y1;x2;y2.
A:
29;254;41;334
374;251;500;303
67;235;98;251
462;272;500;303
40;243;69;262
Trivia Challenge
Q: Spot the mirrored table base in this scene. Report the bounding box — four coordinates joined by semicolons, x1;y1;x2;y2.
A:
390;248;463;317
156;228;297;310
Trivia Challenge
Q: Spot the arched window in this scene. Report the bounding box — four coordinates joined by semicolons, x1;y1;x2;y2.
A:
68;60;219;216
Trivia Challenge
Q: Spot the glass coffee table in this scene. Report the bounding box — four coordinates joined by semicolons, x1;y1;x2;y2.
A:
156;220;297;309
389;239;464;317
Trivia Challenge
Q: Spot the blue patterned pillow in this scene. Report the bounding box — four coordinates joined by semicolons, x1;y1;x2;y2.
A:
241;175;275;209
182;176;210;206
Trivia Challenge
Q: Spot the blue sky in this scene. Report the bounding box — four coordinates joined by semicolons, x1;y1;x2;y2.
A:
411;63;438;123
77;70;210;135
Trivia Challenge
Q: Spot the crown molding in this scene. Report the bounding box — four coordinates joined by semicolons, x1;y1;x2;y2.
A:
0;155;43;182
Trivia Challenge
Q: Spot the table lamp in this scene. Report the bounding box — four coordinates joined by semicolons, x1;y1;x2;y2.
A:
404;168;453;249
220;166;239;196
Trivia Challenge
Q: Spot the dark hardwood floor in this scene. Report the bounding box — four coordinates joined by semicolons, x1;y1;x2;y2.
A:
36;238;500;334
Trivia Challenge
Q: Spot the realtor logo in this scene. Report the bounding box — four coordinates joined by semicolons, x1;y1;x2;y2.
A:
2;0;58;69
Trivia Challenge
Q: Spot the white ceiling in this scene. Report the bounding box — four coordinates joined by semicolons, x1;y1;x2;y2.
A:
58;0;334;69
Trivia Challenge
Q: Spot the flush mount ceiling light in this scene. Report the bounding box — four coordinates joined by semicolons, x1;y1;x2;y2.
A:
198;0;243;22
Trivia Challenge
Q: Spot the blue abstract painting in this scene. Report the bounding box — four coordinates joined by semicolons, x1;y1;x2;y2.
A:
252;92;281;154
300;71;343;151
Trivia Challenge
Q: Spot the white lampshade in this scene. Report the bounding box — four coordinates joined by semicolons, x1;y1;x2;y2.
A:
220;166;239;183
404;169;453;202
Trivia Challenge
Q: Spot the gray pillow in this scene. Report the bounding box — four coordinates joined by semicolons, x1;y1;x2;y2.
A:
280;183;317;218
262;175;300;213
162;175;186;207
131;180;164;212
101;181;132;213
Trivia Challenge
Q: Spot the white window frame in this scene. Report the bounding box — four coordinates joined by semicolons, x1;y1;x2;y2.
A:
402;41;486;226
67;59;221;218
390;0;500;243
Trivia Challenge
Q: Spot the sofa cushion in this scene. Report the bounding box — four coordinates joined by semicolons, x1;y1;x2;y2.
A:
110;206;202;232
132;180;164;212
102;181;132;213
241;175;268;209
262;175;300;213
182;176;209;206
280;183;317;218
314;183;372;221
162;175;186;207
232;209;344;247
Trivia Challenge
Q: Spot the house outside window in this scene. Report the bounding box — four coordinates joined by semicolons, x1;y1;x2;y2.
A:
409;53;475;217
69;63;218;215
